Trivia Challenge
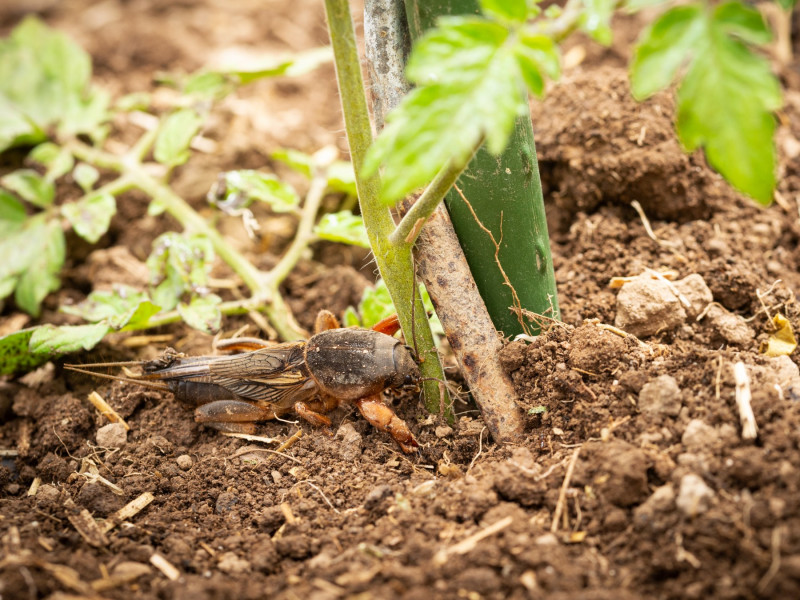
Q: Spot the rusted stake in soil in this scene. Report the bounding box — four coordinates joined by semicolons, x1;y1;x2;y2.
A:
364;0;525;443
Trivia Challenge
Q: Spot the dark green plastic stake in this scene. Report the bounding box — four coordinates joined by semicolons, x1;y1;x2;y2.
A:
404;0;560;337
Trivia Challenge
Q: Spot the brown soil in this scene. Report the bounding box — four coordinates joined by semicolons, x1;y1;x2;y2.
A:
3;2;800;599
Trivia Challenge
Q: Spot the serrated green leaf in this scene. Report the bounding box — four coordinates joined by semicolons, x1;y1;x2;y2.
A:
61;192;116;243
0;17;109;151
116;299;162;330
215;170;299;212
1;169;55;208
314;211;370;248
30;142;75;181
365;18;527;202
72;162;99;192
630;5;704;100
514;34;560;96
178;294;222;333
14;218;65;316
714;2;772;45
676;30;780;204
634;2;781;204
271;148;314;178
28;323;109;357
480;0;529;23
154;108;203;167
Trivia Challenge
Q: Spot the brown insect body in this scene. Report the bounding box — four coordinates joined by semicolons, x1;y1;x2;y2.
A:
66;312;421;453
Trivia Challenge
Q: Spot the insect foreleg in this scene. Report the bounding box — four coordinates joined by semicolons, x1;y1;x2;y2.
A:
354;394;418;453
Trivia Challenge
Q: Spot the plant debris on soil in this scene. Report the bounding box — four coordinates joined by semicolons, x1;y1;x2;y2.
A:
3;2;800;599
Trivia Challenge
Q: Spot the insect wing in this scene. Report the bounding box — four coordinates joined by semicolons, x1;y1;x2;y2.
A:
206;342;314;406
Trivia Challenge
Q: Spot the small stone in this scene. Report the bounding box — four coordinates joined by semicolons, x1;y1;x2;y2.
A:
633;484;675;525
673;274;713;320
176;455;193;471
770;355;800;396
435;425;454;438
706;238;730;256
682;419;718;450
615;275;686;337
704;305;754;346
96;422;127;448
676;473;714;516
534;532;559;546
215;491;238;514
364;484;393;510
638;375;682;418
335;423;363;462
217;551;250;574
271;470;282;484
35;483;61;504
5;483;20;495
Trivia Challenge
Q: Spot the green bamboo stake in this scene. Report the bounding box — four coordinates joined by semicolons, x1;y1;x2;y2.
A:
404;0;560;338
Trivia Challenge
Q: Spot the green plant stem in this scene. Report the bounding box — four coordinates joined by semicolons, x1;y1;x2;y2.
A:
266;175;327;286
389;148;478;247
324;0;452;420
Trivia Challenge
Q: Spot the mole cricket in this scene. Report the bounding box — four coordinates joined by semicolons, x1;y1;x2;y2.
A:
66;310;422;452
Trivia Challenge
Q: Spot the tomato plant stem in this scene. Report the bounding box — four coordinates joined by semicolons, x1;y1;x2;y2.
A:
324;0;452;420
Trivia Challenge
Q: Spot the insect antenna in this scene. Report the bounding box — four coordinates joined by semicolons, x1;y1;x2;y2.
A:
63;364;171;392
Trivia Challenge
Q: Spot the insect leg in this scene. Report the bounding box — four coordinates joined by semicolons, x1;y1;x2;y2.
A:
353;394;419;453
194;400;279;434
293;402;333;427
371;314;402;337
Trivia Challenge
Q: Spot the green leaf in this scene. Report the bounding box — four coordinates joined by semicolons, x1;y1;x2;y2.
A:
314;211;370;248
229;46;333;84
61;286;148;322
30;142;75;181
364;17;527;202
72;162;100;192
714;1;772;45
632;2;781;204
115;92;151;112
13;218;65;316
0;17;109;151
325;161;357;196
183;72;235;100
630;5;704;99
178;294;222;333
28;323;109;357
0;190;26;238
213;170;299;213
343;305;361;328
146;233;215;311
579;0;616;45
514;34;560;96
61;192;116;243
776;0;797;9
0;328;38;375
154;108;203;167
1;169;55;208
359;280;395;330
271;148;314;179
480;0;529;23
